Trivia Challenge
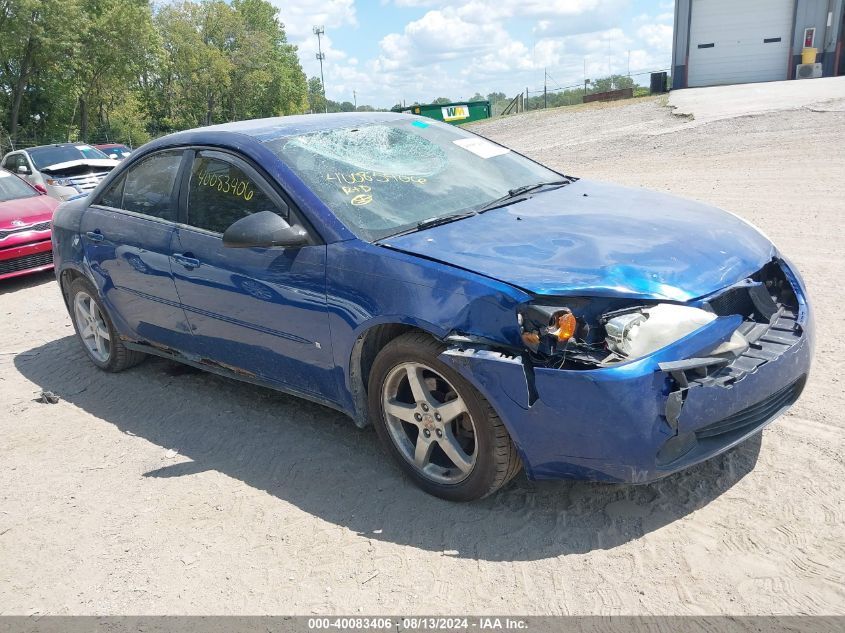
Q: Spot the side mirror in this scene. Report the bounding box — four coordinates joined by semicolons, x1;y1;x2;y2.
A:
222;210;309;249
34;184;47;194
17;165;30;175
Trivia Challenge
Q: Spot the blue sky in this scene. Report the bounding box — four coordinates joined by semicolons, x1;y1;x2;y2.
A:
271;0;675;108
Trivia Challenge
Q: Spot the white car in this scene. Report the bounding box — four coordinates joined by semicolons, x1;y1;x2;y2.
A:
1;143;119;201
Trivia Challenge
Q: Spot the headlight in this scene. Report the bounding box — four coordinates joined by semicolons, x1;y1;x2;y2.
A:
46;177;73;187
603;304;716;360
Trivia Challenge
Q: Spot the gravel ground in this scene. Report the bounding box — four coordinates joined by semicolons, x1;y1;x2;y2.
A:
1;96;843;616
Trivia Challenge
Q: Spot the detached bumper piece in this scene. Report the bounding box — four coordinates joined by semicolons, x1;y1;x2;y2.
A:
656;376;806;468
694;378;804;440
656;259;809;471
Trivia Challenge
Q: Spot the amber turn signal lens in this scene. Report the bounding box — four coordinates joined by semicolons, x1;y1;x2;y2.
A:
554;312;577;341
522;332;540;345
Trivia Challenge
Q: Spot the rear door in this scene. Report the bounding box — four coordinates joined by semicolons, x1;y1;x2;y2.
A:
169;149;336;399
80;150;192;350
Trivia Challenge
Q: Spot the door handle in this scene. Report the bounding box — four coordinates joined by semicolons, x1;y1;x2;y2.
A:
173;253;200;269
85;230;104;242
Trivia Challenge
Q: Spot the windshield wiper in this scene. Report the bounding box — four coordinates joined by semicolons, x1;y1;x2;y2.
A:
379;211;477;241
476;178;574;213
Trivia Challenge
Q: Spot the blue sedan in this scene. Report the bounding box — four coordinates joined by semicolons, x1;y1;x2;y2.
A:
52;113;813;501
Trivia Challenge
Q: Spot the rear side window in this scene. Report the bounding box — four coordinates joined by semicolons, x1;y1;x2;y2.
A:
120;151;182;221
186;154;284;234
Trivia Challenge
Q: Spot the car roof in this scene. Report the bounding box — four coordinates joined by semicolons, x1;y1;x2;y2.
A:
176;112;412;143
94;143;126;149
20;142;92;153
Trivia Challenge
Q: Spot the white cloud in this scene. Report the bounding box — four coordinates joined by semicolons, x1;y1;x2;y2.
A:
637;23;673;52
272;0;357;41
271;1;673;107
374;9;514;72
270;0;358;99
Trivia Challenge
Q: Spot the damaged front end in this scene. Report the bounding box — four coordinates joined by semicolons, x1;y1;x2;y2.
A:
41;161;115;198
440;258;812;482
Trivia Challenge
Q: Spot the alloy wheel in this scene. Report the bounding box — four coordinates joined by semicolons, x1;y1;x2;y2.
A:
381;361;477;484
73;291;111;363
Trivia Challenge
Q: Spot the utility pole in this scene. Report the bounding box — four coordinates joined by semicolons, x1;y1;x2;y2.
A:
583;58;587;99
353;90;357;110
313;25;327;113
543;67;547;109
627;50;631;77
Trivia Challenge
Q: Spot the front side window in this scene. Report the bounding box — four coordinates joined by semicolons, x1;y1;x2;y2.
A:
267;120;561;241
4;154;28;172
121;151;182;220
96;175;125;208
186;154;282;234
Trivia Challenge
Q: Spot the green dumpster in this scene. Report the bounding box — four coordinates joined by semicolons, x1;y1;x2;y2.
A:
397;100;491;124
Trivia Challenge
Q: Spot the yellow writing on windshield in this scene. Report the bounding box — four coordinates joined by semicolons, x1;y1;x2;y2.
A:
326;171;426;185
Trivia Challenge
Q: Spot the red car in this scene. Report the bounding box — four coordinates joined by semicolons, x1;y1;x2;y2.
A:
93;143;132;160
0;168;60;281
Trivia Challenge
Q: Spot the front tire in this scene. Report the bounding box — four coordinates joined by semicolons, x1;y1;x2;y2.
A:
68;277;145;372
368;332;521;501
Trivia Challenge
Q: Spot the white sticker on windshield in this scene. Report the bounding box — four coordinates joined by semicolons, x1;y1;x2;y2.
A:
452;138;509;159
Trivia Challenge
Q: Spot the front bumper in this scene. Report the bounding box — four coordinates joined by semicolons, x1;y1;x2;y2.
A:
0;236;53;281
440;260;814;483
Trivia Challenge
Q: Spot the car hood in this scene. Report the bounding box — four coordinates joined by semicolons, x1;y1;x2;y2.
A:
382;180;775;302
40;158;119;173
0;195;59;228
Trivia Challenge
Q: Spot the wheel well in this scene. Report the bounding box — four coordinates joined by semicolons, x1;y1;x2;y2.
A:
59;268;84;305
349;323;422;427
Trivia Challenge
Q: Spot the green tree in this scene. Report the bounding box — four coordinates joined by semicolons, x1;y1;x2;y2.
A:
307;76;326;113
1;0;310;146
73;0;159;141
590;74;635;93
0;0;83;142
431;97;451;105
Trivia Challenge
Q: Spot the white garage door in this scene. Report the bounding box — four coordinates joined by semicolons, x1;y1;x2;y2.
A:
688;0;794;87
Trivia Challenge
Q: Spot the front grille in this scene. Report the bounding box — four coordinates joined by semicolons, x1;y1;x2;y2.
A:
695;377;805;440
0;249;53;275
68;171;111;191
0;221;50;241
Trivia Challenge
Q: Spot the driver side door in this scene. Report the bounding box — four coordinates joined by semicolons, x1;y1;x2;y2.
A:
169;149;337;401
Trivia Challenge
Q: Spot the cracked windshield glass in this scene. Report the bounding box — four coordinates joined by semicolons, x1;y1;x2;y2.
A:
269;119;560;241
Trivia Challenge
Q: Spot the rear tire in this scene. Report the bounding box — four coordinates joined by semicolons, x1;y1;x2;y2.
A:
67;277;145;372
368;332;521;501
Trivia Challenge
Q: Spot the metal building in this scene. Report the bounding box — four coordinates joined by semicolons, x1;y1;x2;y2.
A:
672;0;845;89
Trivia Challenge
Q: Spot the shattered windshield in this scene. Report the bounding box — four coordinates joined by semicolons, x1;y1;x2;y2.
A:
267;119;561;241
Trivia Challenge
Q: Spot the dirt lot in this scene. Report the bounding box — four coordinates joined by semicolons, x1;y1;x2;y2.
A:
1;94;843;615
